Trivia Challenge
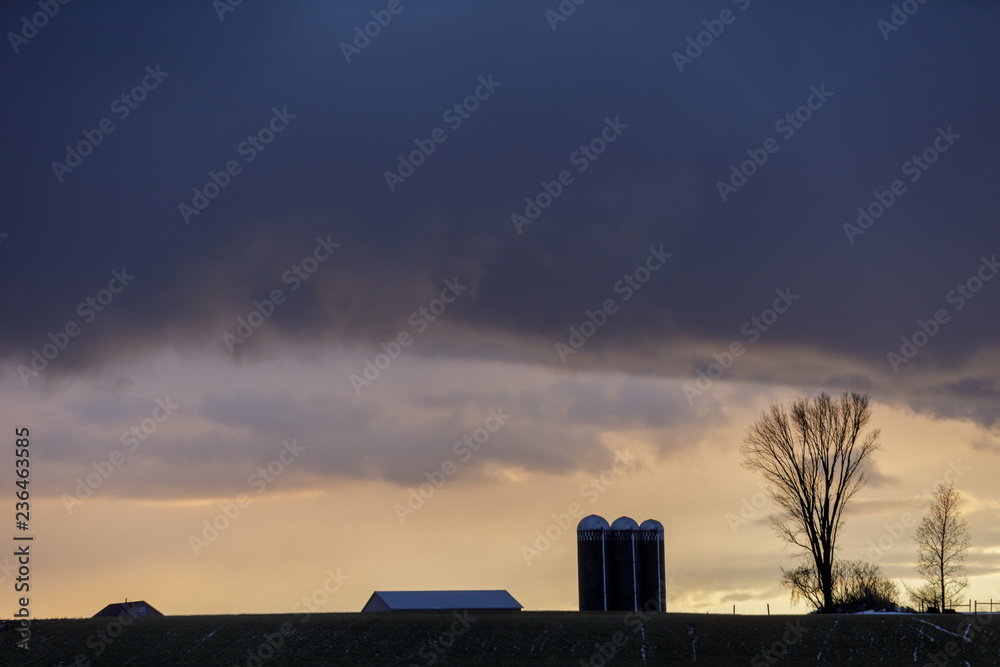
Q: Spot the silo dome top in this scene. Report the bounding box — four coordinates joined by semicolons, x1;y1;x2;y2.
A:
610;516;639;530
577;514;610;531
639;519;663;532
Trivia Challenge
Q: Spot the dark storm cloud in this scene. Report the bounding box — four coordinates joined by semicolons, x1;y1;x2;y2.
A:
2;2;998;422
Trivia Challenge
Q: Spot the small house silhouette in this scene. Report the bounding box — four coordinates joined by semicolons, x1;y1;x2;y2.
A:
92;600;163;618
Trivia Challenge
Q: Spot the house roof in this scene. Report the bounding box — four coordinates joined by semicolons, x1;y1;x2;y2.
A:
92;600;163;618
362;590;522;612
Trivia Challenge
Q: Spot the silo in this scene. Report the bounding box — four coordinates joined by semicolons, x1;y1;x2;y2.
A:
576;514;610;611
609;516;639;611
638;519;665;612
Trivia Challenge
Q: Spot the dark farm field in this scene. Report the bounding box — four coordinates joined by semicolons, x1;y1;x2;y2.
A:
4;611;1000;666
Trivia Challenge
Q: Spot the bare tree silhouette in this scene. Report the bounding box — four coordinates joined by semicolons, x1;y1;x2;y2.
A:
741;392;881;612
914;482;970;611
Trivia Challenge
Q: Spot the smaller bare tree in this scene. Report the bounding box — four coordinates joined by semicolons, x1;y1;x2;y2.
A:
836;559;900;610
914;482;971;611
781;559;824;611
782;558;899;612
902;581;939;612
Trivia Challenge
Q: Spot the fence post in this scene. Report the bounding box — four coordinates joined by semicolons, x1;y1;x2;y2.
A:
767;603;770;616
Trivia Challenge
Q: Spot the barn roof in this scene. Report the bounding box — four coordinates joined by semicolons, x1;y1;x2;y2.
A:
362;590;522;612
92;600;163;618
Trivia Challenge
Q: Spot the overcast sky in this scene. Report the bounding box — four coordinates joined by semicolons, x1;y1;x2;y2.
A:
1;1;999;619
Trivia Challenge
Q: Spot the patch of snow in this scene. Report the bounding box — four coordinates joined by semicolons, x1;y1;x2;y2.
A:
185;625;223;653
818;619;839;662
640;623;647;663
691;636;697;662
919;620;971;643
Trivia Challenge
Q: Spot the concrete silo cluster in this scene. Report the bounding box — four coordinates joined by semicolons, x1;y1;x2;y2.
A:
577;515;665;612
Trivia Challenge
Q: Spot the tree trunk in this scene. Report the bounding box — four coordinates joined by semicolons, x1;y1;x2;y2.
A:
819;560;834;612
940;561;945;611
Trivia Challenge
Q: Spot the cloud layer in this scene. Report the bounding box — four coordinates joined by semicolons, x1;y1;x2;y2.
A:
2;2;998;432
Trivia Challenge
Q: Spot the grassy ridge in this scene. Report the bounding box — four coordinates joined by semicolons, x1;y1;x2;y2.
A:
4;611;1000;666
